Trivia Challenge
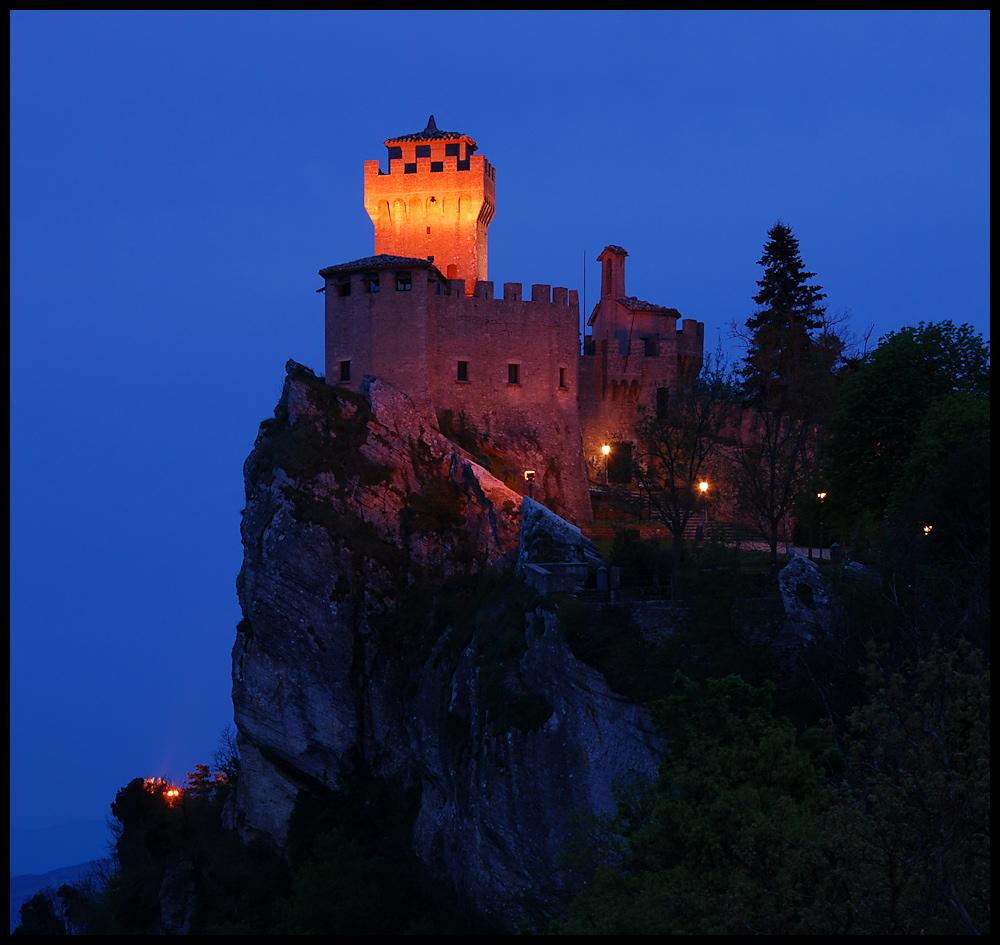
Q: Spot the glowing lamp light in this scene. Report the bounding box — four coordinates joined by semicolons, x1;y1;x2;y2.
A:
523;470;536;481
924;525;933;536
817;492;827;500
699;481;708;493
601;444;611;456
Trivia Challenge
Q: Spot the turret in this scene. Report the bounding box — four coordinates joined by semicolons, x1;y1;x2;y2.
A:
364;115;496;296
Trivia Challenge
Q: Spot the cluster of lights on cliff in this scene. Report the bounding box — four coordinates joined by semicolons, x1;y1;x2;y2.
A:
143;777;182;805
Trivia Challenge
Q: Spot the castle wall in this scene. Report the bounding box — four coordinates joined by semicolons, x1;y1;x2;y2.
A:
426;281;590;521
577;318;705;485
324;266;434;413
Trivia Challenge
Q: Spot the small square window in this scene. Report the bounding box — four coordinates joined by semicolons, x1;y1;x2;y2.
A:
508;363;521;385
430;161;443;172
364;273;379;293
337;280;351;297
339;360;352;382
415;144;431;158
457;360;469;382
445;143;460;157
395;272;412;291
404;163;417;174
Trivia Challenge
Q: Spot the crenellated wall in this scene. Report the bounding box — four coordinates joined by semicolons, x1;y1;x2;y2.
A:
322;258;591;521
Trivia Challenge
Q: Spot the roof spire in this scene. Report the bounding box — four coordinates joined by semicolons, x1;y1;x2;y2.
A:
425;114;439;134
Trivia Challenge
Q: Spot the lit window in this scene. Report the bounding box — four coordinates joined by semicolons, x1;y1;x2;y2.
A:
457;361;469;382
339;360;351;382
508;363;520;385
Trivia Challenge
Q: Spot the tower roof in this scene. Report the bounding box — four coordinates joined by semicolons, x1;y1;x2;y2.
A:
385;115;476;149
598;245;629;259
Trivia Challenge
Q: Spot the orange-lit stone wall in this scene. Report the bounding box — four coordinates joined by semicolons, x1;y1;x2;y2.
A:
364;138;495;296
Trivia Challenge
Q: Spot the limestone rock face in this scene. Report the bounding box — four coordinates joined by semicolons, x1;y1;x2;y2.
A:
777;550;836;647
232;362;661;926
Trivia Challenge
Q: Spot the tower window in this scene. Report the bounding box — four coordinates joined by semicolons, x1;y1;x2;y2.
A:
445;143;460;157
415;144;431;158
643;336;658;357
559;367;568;389
337;280;351;297
387;146;402;162
457;360;469;382
508;363;521;385
430;161;443;172
339;360;352;382
404;163;417;174
395;272;412;291
364;273;379;293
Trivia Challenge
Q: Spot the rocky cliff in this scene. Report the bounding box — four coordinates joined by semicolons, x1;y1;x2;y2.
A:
232;362;662;926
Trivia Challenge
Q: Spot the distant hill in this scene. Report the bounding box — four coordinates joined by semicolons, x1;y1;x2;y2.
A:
10;860;105;933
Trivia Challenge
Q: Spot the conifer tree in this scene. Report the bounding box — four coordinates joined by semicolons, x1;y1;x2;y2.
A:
741;222;828;409
733;224;835;567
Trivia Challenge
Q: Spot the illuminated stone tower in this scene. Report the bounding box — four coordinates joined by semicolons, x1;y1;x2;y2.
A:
364;115;496;296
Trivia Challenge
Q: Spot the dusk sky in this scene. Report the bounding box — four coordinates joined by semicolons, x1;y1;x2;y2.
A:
10;11;989;872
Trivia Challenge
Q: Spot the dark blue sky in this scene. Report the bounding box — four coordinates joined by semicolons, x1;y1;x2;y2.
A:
10;11;990;860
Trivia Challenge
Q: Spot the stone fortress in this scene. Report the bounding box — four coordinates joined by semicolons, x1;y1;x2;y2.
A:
321;116;704;524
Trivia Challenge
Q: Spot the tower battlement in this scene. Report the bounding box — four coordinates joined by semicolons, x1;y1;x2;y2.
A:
364;116;495;294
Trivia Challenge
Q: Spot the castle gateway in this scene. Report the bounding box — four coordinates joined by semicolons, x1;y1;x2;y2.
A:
321;117;704;524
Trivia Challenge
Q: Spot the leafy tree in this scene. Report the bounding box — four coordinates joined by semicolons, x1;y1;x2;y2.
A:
557;648;990;936
13;890;67;935
826;320;990;524
633;352;736;574
830;642;990;934
556;674;835;934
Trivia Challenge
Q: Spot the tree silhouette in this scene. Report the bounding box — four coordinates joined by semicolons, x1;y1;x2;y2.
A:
741;222;827;410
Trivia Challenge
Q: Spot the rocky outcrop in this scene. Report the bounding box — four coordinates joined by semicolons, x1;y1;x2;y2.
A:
232;362;661;927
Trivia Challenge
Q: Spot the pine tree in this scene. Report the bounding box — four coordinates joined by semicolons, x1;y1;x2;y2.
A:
733;224;833;568
741;222;827;408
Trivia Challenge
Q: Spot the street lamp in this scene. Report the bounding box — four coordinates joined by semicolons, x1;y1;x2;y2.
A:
601;444;610;484
524;469;536;499
699;480;708;526
817;492;827;561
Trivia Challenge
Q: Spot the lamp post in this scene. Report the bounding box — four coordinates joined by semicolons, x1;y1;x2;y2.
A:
817;492;827;561
699;480;709;526
524;470;535;499
601;444;610;485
